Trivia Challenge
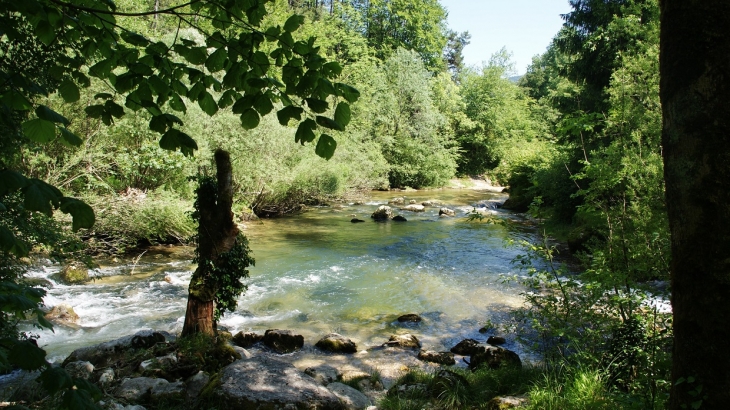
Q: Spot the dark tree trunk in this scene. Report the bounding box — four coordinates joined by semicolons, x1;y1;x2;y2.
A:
660;1;730;408
181;150;239;336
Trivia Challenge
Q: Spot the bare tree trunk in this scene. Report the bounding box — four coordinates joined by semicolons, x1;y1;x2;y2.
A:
181;150;239;336
660;1;730;408
152;0;160;29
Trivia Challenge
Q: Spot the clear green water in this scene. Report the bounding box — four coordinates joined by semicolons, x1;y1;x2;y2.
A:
28;189;537;361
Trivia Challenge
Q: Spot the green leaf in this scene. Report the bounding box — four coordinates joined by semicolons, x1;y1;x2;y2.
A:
240;109;260;130
336;83;360;103
218;90;238;109
58;80;80;103
169;93;187;113
197;91;218;116
0;91;33;110
295;119;317;144
9;341;46;370
89;59;114;79
205;48;228;73
159;129;198;156
38;367;73;394
315;134;337;160
232;95;255;114
322;61;343;77
60;197;95;231
0;170;30;195
34;20;55;45
305;98;328;113
315;115;344;131
35;105;69;125
121;31;149;47
253;94;274;115
0;226;29;257
277;106;303;126
105;100;125;118
61;387;99;410
334;102;351;127
59;128;83;147
148;75;170;97
23;179;62;216
284;15;305;32
265;26;281;39
22;118;56;143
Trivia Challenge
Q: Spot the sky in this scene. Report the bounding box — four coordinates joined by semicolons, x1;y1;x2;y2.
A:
439;0;573;75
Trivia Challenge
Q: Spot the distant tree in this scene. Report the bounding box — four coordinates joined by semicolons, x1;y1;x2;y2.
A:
443;30;471;78
660;0;730;408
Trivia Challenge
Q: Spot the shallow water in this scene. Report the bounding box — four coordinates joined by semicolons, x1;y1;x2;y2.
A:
26;189;539;364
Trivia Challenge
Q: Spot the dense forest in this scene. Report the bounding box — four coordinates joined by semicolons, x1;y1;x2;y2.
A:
1;0;728;408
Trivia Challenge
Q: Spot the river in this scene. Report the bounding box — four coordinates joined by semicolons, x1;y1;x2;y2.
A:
26;188;538;365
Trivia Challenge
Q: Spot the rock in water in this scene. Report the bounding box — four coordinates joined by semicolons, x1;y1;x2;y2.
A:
392;215;408;222
487;336;506;345
263;329;304;354
350;218;366;223
327;382;371;410
439;208;455;217
209;356;341;409
417;350;456;365
397;314;422;323
401;204;425;212
371;205;394;220
45;304;79;326
383;334;421;349
316;333;358;354
469;346;522;371
450;339;481;356
59;262;90;284
232;331;263;348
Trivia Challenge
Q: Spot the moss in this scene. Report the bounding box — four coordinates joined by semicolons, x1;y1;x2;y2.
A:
58;263;90;284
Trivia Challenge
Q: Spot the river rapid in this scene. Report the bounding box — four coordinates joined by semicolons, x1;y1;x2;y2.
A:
26;188;539;366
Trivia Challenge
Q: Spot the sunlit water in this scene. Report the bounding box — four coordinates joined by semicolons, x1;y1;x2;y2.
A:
25;189;540;364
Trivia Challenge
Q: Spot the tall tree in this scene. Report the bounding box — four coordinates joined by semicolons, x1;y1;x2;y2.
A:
660;0;730;408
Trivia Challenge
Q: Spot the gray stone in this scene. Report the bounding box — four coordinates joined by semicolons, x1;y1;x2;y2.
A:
487;336;506;345
64;361;94;380
487;395;529;410
383;334;421;349
397;314;422;323
316;333;357;354
231;331;263;348
392;215;408;222
469;346;522;371
115;377;169;402
98;368;115;386
408;199;417;204
439;208;455;217
263;329;304;354
417;350;455;365
64;330;172;367
231;346;252;359
450;338;481;356
139;353;177;372
305;365;341;385
388;197;405;205
371;205;394;220
402;204;425;212
211;356;342;409
150;381;185;401
185;371;210;399
327;382;371;410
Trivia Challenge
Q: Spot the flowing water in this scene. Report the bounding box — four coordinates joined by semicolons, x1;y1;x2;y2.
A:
26;189;539;365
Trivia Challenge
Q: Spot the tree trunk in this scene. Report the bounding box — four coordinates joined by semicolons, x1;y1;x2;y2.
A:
660;1;730;408
181;150;239;336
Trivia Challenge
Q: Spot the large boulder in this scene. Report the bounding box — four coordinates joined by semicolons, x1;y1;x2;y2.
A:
450;339;481;356
383;334;421;349
487;336;506;345
150;380;185;402
316;333;357;354
263;329;304;354
209;356;342;409
185;371;210;400
371;206;394;221
469;346;522;371
305;365;341;385
439;208;456;217
231;331;263;348
45;304;79;326
417;350;455;366
59;262;90;284
63;330;171;367
326;382;371;410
